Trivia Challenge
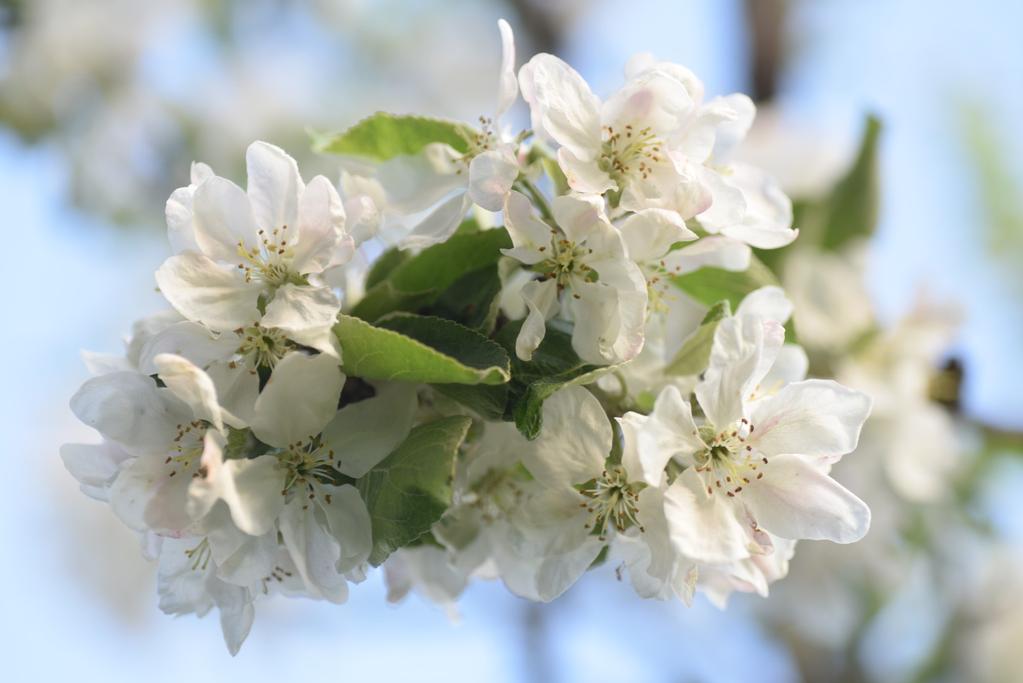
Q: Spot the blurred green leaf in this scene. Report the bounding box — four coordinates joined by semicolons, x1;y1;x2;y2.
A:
358;416;470;565
313;113;475;160
334;313;511;385
352;229;511;321
665;300;731;376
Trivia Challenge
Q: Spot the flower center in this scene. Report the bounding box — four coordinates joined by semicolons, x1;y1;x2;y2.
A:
235;325;293;369
278;439;341;508
693;418;767;497
599;124;664;185
184;537;212;571
537;234;595;290
641;259;685;313
235;226;298;286
164;420;207;478
580;465;645;540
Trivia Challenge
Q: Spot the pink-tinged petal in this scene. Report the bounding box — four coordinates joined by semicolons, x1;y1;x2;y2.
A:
468;148;519;211
155;252;262;331
245;141;304;235
192;175;260;262
663;468;751;564
518;54;602;159
750;379;872;460
743;454;871;543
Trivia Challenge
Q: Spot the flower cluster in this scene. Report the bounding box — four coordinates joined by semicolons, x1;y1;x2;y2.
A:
63;20;871;653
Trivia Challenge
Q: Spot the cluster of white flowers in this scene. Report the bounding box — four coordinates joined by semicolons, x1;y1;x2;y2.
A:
63;20;872;653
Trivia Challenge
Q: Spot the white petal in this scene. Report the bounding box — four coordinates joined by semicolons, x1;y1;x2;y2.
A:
719;164;796;249
321;382;418;478
503;190;554;259
750;379;872;460
155;252;262;331
60;442;130;499
205;359;260;425
664;468;751;564
520;386;609;486
70;371;184;454
665;235;750;275
518;54;602;159
744;454;870;543
736;285;793;323
291;175;350;274
495;19;518;119
249;352;345;448
136;321;238;375
550;193;609;245
696;315;783;427
695;167;745;234
557;147;615;195
188;433;284;535
319;483;372;574
400;191;471;250
192;176;260;263
245;140;304;235
153;353;229;431
753;344;808;399
279;499;348;603
619;208;696;263
618;385;703;486
110;456;192;533
515;278;559;361
468;148;519;211
260;284;341;355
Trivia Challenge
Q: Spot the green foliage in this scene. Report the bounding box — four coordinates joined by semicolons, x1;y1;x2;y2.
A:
357;416;471;565
672;254;779;310
364;248;409;290
665;300;731;376
498;322;615;439
351;228;511;321
222;427;270;460
313;113;475;160
425;263;503;333
334;313;511;385
792;114;883;251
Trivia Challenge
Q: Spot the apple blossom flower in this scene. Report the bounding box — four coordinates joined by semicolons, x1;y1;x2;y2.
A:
502;190;648;364
155;140;352;356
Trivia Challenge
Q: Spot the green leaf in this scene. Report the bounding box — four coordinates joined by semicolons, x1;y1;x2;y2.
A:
495;321;615;439
432;383;509;421
794;114;883;251
665;300;731;376
223;427;270;460
352;229;512;321
313;113;475;160
365;248;409;290
357;416;471;565
335;314;511;385
672;253;779;310
425;263;503;332
541;156;570;196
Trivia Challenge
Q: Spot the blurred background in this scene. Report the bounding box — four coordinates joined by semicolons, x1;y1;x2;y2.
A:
2;0;1022;681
